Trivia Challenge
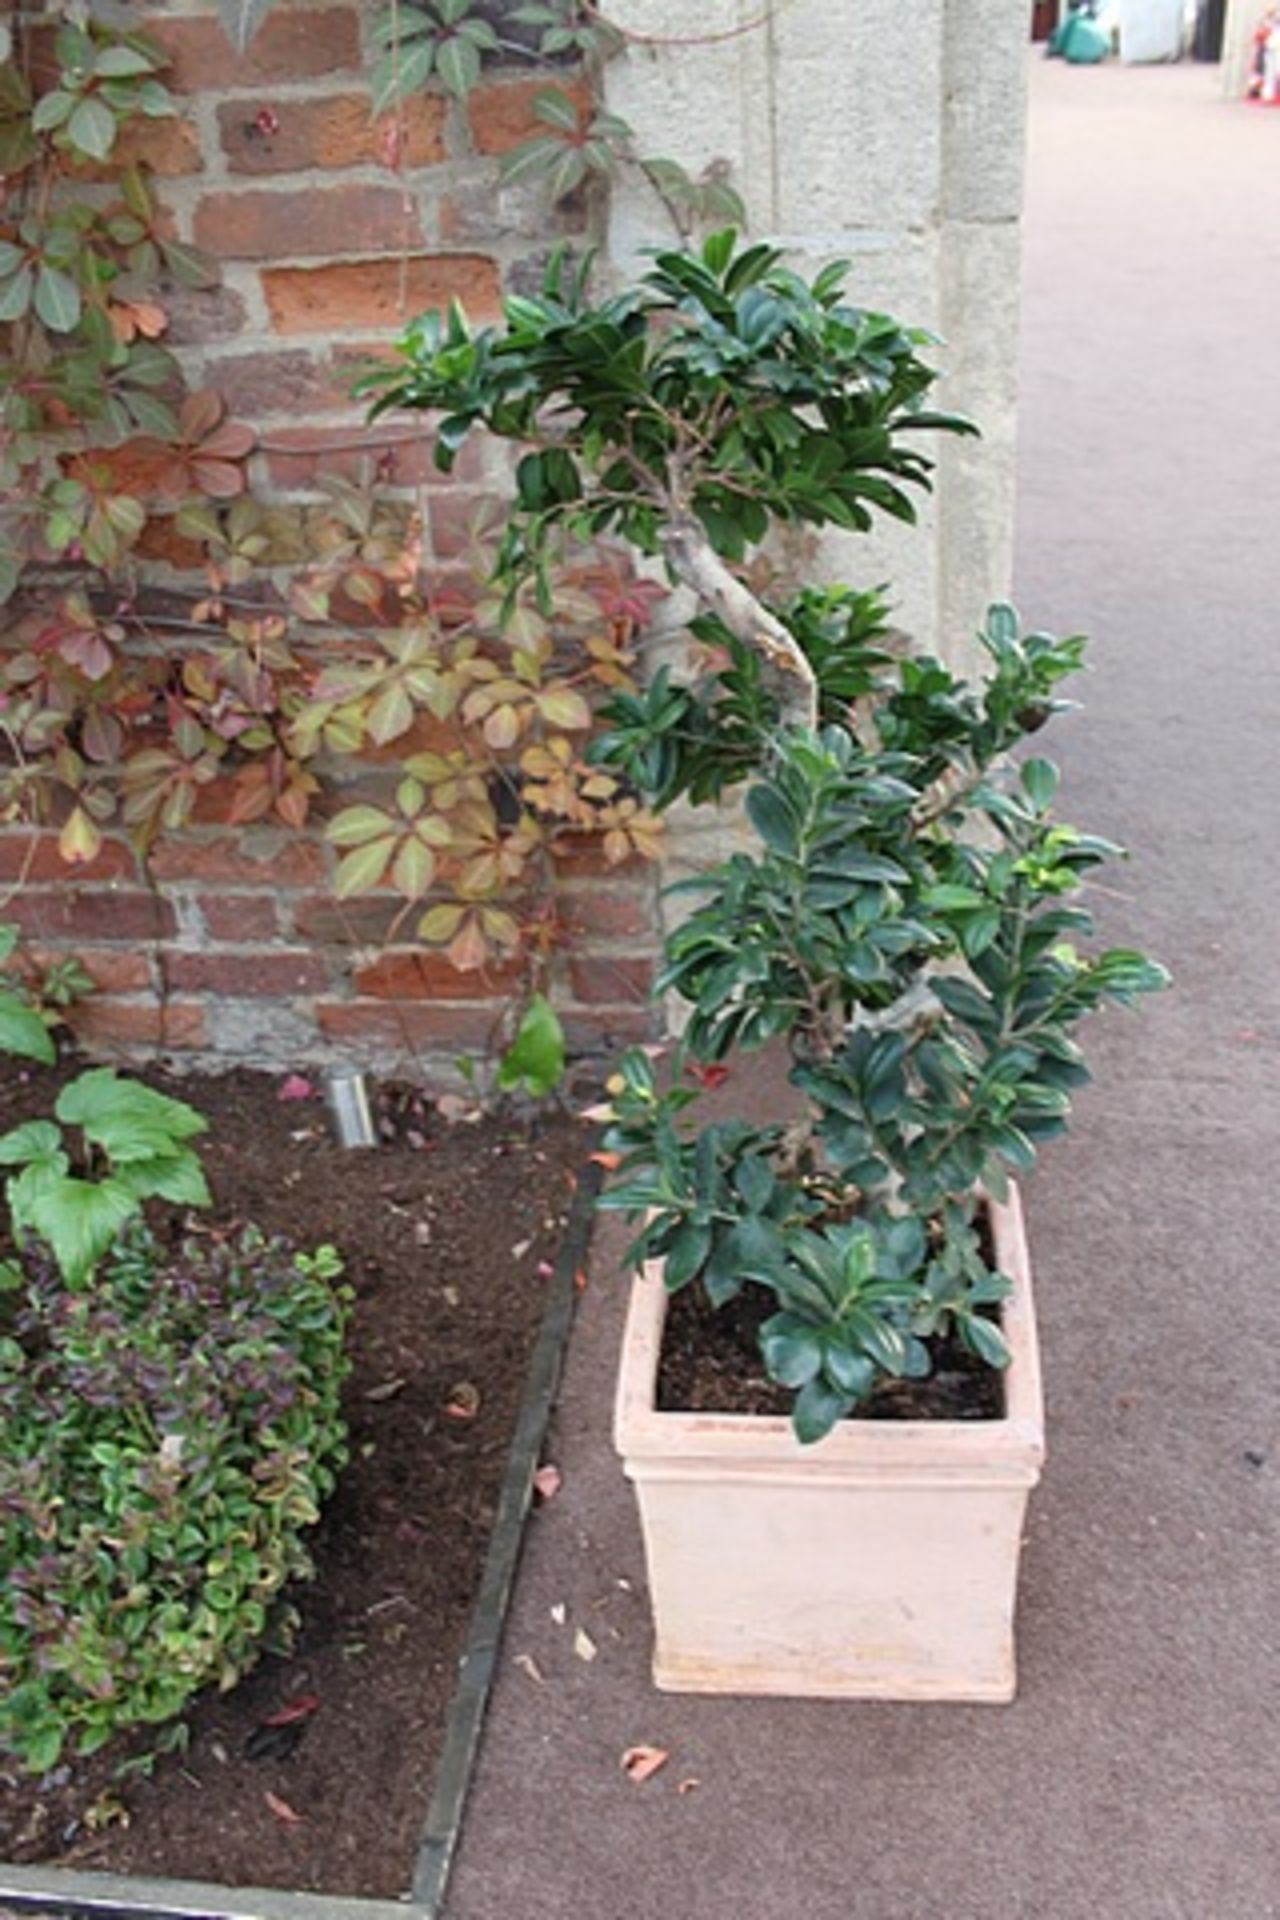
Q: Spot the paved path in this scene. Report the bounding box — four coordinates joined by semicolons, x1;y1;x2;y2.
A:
443;57;1280;1920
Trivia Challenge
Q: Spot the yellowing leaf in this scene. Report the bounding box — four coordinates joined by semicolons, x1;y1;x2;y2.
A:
418;902;466;943
59;805;102;866
333;835;396;897
537;687;591;730
448;916;489;972
391;836;436;899
484;703;521;751
366;680;414;746
328;805;396;847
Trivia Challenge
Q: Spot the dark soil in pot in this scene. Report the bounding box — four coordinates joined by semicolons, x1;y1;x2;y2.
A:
0;1057;586;1899
657;1277;1004;1421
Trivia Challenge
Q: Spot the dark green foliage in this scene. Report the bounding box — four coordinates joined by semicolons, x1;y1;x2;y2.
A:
0;1228;350;1773
373;233;1167;1445
597;615;1167;1442
362;231;973;580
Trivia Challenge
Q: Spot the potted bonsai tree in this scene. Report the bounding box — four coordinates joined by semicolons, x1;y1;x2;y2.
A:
369;230;1166;1702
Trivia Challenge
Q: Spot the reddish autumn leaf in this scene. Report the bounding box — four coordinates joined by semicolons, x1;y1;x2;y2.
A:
532;1464;561;1502
621;1745;669;1783
686;1062;731;1090
588;1149;621;1171
263;1790;304;1826
277;1073;315;1102
262;1693;320;1728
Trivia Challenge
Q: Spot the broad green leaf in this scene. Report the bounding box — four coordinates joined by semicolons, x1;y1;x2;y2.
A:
745;784;798;857
0;265;34;324
760;1312;823;1389
496;994;565;1097
791;1376;853;1445
1021;757;1059;811
66;95;118;161
33;263;81;333
57;1068;207;1141
0;992;56;1065
0;1120;62;1166
327;805;396;847
436;32;482;97
334;836;398;897
23;1175;138;1286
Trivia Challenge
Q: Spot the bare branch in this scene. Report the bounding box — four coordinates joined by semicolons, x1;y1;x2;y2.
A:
658;514;818;732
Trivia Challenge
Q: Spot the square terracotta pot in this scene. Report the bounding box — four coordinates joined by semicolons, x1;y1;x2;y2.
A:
614;1186;1044;1702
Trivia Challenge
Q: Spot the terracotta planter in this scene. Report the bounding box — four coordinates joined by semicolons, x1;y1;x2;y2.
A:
614;1186;1044;1703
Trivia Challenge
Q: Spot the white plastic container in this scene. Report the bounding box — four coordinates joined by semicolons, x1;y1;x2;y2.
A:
1116;0;1185;62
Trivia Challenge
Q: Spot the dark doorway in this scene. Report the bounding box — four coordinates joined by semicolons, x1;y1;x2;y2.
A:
1032;0;1062;39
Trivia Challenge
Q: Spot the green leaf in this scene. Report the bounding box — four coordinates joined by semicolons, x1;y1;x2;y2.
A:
791;1376;853;1445
57;1069;207;1142
0;992;56;1065
66;94;118;161
961;1313;1011;1370
745;784;798;857
333;837;397;898
496;994;565;1098
533;86;581;133
33;263;81;333
94;45;157;78
436;32;482;96
659;1218;711;1291
1021;757;1059;811
760;1312;823;1388
111;1150;211;1208
32;89;75;133
23;1176;138;1285
0;264;34;323
0;1120;62;1167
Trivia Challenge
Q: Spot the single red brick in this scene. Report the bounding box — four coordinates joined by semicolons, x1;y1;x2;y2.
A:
5;891;175;943
67;998;207;1050
567;955;655;1004
207;348;338;418
72;116;203;181
167;951;329;997
144;10;360;94
19;947;153;994
194;185;422;262
557;885;656;940
219;92;445;174
262;255;501;334
0;832;135;883
466;74;591;157
196;893;281;941
292;895;405;945
315;1000;503;1048
147;837;328;887
351;949;523;1001
558;1007;657;1052
162;284;249;347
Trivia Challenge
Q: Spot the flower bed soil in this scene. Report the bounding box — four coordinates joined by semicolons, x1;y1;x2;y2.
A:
0;1057;586;1900
657;1276;1003;1421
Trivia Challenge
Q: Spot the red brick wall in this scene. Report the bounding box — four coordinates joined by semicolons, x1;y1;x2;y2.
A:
4;1;658;1081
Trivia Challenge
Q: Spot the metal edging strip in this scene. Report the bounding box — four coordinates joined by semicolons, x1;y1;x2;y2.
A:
0;1153;603;1920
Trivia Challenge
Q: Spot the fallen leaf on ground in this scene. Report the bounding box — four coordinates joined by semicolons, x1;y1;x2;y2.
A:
262;1694;319;1728
445;1381;481;1420
532;1464;562;1501
364;1377;407;1403
677;1776;701;1796
588;1149;622;1170
511;1237;532;1259
513;1653;545;1684
550;1602;567;1625
536;1259;555;1280
621;1745;669;1783
686;1062;731;1090
574;1627;597;1662
574;1267;589;1292
277;1073;314;1101
263;1790;303;1825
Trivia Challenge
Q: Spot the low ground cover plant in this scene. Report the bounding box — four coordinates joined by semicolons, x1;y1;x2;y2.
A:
374;229;1167;1441
0;960;351;1774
